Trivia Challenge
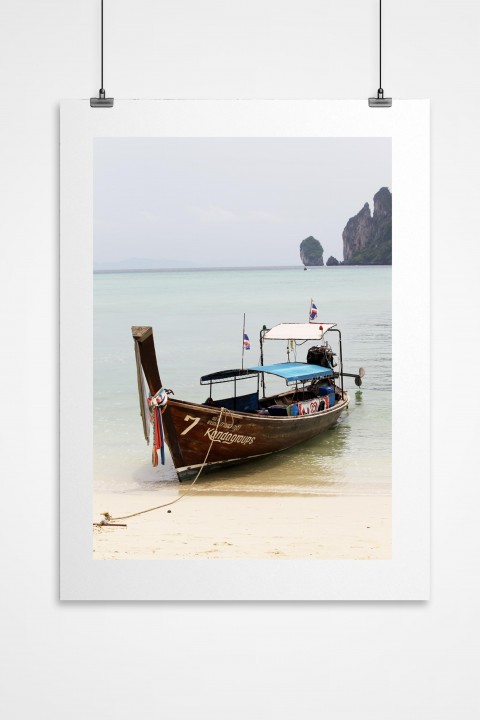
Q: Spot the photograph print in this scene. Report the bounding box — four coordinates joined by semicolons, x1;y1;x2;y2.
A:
93;136;392;562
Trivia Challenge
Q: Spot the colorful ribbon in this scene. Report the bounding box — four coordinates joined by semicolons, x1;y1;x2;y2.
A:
147;388;168;466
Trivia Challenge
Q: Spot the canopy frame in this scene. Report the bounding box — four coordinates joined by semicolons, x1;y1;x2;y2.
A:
200;367;259;410
258;322;342;398
248;362;333;385
262;322;336;341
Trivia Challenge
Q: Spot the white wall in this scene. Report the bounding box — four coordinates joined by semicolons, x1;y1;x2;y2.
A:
1;1;479;717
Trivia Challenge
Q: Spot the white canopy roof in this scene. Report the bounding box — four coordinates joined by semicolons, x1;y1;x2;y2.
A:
264;323;336;340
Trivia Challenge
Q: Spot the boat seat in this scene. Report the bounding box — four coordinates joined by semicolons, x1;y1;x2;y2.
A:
211;392;259;412
267;405;288;417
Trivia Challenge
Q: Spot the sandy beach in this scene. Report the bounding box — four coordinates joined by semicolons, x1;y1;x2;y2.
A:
93;490;391;560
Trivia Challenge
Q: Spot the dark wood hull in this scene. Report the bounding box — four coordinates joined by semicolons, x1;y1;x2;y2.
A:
162;392;349;480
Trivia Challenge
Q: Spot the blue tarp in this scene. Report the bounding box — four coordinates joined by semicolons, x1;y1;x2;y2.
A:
248;362;333;383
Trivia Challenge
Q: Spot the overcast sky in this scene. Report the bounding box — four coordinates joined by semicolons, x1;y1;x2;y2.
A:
94;137;391;268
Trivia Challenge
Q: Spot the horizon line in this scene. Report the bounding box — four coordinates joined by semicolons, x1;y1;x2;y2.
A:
93;264;391;275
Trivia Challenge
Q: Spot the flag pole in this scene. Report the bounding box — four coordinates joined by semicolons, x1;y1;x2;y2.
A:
241;313;246;369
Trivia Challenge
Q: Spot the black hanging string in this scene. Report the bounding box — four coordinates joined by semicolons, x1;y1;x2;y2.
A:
101;0;104;93
369;0;391;107
90;0;114;107
379;0;382;93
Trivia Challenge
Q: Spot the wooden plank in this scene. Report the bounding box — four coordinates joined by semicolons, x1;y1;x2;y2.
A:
131;325;153;342
134;332;161;395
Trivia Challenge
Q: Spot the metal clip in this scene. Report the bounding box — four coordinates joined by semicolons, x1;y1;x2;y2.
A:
90;89;114;108
368;88;392;108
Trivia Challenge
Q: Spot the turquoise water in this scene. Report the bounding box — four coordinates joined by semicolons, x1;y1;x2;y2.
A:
94;266;391;496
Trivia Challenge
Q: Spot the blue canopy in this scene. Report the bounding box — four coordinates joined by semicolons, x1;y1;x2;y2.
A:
248;362;332;384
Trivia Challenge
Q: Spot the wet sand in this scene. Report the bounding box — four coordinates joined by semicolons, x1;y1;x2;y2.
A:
93;491;391;560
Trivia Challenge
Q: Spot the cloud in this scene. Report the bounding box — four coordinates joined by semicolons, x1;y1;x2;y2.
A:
138;210;159;224
189;205;241;223
247;210;281;223
188;205;281;224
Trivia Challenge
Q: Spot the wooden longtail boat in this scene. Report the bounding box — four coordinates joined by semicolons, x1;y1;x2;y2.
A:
132;322;364;481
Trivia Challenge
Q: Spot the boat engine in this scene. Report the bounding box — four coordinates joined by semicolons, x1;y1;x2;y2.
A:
307;344;336;369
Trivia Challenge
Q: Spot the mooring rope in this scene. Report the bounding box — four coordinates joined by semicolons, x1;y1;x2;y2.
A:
98;407;227;524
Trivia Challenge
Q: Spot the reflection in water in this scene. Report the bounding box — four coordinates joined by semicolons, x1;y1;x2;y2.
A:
187;420;350;496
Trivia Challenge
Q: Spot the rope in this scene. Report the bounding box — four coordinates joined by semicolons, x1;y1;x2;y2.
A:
220;406;235;430
102;407;227;523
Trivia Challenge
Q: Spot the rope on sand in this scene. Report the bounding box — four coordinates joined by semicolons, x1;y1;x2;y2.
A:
95;407;228;526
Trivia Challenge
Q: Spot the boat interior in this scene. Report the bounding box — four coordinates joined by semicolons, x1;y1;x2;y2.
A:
200;367;342;417
199;330;346;417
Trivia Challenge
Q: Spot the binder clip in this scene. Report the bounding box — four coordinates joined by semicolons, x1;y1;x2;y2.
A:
90;89;114;108
369;89;392;108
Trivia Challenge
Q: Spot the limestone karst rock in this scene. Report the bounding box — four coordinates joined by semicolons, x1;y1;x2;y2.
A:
342;187;392;265
300;236;324;266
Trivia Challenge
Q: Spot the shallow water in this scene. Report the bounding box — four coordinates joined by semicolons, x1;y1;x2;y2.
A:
94;266;391;496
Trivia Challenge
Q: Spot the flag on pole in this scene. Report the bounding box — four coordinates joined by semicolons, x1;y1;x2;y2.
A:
243;333;251;350
309;300;318;322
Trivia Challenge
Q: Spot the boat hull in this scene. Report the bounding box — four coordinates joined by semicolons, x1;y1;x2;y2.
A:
162;393;349;480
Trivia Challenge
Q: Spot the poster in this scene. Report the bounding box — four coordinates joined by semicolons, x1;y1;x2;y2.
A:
60;99;429;600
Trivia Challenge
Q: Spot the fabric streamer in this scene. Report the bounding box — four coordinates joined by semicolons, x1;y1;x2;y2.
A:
148;388;168;466
158;406;165;465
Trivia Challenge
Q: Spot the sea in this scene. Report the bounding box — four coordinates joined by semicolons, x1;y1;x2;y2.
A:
94;266;391;496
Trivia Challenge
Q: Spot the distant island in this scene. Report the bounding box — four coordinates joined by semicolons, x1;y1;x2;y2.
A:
343;187;392;265
300;236;324;266
299;187;392;266
326;256;339;266
93;257;201;272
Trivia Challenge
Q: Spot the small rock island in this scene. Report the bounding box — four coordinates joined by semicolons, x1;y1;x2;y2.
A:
300;236;324;266
326;256;339;266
